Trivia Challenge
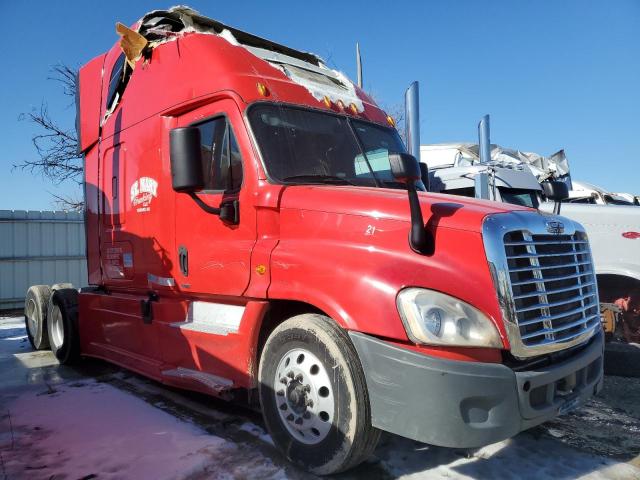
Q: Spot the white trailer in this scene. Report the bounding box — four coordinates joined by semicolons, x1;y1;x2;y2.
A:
420;122;640;342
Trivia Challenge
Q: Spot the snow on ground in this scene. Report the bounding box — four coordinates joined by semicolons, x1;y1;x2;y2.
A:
1;314;639;480
1;382;286;479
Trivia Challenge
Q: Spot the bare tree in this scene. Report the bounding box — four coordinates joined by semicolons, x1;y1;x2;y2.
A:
15;63;84;210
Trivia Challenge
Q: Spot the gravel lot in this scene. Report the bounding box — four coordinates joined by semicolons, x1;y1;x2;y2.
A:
1;314;639;479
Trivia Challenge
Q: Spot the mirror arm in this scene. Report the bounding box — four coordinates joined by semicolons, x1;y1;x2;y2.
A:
188;192;221;215
554;199;562;216
407;180;430;253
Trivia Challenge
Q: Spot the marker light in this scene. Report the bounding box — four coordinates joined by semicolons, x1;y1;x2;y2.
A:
323;96;332;108
256;82;269;97
336;100;345;111
349;103;359;114
386;115;396;127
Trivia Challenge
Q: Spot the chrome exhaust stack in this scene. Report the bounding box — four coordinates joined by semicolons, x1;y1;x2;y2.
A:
478;114;491;165
404;81;429;190
356;43;363;88
476;114;496;200
404;81;420;160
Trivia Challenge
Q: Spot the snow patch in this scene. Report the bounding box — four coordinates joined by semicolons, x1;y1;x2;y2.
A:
0;382;284;479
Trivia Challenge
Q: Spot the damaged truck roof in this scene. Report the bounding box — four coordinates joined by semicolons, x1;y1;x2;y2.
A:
136;6;323;66
101;5;367;123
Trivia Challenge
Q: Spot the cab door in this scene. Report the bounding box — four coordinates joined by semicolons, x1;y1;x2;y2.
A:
164;99;258;373
173;99;256;298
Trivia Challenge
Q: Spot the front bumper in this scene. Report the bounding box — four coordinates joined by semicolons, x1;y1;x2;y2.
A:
349;330;604;448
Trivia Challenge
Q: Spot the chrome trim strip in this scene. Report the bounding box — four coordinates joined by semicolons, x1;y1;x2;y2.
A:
511;271;591;286
508;260;591;273
513;281;595;300
504;240;588;247
482;210;600;358
515;294;596;313
521;314;600;340
523;322;601;347
506;250;588;259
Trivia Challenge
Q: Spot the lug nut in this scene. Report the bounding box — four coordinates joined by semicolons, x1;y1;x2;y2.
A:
279;403;287;410
303;384;311;392
306;399;314;408
303;411;311;419
280;377;288;385
287;371;295;379
276;389;284;396
295;417;303;425
286;414;294;422
295;374;303;382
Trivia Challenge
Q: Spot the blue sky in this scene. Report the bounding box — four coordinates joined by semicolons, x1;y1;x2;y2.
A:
1;0;638;210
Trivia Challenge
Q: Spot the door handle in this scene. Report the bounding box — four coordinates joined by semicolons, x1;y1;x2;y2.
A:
140;291;158;324
178;245;188;276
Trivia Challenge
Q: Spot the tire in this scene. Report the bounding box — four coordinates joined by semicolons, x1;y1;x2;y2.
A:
51;282;74;291
24;285;52;350
258;314;380;475
47;288;81;365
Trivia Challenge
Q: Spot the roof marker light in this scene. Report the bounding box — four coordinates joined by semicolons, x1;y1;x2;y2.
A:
386;115;396;127
323;96;332;108
256;82;269;97
336;100;345;111
349;103;359;114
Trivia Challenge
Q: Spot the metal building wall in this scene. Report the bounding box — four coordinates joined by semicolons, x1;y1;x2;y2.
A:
0;210;87;310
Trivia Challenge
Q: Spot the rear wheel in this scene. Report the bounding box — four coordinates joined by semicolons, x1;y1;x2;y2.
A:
47;288;81;365
24;285;51;350
258;314;380;475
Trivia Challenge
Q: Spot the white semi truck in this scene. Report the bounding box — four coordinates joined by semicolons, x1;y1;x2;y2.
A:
420;117;640;342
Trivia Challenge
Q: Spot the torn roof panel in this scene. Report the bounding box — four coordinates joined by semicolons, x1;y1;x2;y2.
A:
96;5;386;130
132;6;365;110
138;6;322;66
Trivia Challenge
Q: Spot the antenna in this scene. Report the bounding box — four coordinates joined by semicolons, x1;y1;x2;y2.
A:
356;42;363;88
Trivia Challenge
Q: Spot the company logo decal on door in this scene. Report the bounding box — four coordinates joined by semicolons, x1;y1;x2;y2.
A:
130;177;158;213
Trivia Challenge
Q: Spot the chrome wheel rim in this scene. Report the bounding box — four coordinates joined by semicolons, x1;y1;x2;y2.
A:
273;348;335;445
26;298;38;338
50;308;64;350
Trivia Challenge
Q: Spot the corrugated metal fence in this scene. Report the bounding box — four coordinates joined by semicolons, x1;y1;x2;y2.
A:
0;210;87;310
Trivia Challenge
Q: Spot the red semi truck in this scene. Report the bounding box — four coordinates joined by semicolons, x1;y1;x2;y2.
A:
24;7;604;475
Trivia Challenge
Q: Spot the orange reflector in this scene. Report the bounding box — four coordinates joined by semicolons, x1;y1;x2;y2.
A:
386;115;396;127
256;82;269;97
349;103;359;114
323;96;332;107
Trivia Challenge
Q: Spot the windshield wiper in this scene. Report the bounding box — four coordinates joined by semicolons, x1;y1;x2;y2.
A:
281;174;356;186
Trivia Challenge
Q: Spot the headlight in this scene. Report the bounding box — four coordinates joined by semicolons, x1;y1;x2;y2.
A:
397;288;503;348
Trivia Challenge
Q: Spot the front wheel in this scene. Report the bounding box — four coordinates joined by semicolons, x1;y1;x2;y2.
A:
258;314;380;475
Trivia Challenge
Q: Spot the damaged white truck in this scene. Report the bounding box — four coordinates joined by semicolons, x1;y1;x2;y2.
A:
421;116;640;342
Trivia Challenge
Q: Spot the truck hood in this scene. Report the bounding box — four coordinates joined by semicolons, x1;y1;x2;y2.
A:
279;185;529;232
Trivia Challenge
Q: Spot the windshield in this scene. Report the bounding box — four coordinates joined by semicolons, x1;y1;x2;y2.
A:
248;103;410;188
498;187;540;209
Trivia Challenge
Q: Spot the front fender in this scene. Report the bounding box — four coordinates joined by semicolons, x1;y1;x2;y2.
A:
596;264;640;282
267;208;507;347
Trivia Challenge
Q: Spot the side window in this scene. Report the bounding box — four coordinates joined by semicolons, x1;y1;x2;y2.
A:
105;54;132;114
195;117;243;192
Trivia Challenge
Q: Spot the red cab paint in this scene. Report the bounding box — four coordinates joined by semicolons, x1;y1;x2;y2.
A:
46;7;603;473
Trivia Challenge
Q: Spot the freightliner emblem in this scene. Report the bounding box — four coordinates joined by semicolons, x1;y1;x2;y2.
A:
546;220;565;235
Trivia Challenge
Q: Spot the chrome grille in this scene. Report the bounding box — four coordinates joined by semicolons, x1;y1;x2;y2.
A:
483;211;601;358
503;231;600;349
